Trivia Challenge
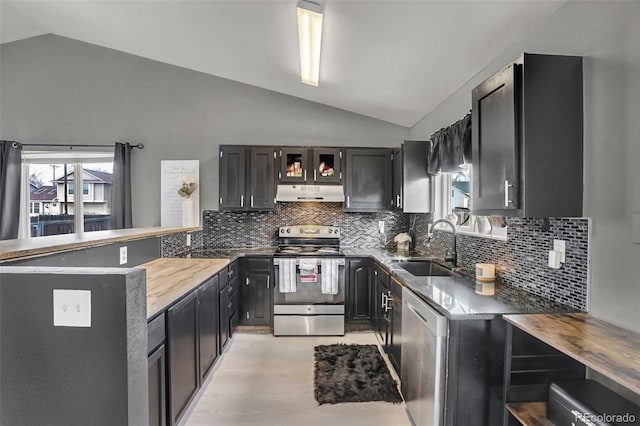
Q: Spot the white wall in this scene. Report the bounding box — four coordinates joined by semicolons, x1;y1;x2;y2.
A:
0;34;410;226
411;1;640;334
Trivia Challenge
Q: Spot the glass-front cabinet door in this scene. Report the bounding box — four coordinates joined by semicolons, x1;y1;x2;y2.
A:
312;148;342;184
279;147;309;183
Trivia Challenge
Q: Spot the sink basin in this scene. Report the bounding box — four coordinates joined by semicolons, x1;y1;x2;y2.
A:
395;260;458;277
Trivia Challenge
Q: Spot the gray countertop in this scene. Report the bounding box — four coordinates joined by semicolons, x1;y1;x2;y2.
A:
178;246;575;320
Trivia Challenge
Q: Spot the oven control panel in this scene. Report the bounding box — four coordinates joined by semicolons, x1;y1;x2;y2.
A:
278;225;340;238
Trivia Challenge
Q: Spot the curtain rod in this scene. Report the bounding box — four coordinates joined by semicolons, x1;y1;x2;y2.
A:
13;142;144;149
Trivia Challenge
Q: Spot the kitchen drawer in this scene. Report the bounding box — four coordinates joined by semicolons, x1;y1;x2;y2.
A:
228;261;239;281
228;276;239;297
229;288;240;315
147;313;165;354
219;266;229;289
246;257;271;272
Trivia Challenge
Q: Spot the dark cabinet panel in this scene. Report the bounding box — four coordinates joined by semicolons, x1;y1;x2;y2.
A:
402;140;432;213
312;148;343;184
148;344;166;426
472;53;583;217
240;258;273;326
219;287;230;352
345;149;393;211
219;146;246;210
388;292;402;374
197;276;219;381
346;258;373;324
279;147;309;183
374;266;390;349
249;147;276;210
167;291;199;425
392;149;403;211
472;64;519;213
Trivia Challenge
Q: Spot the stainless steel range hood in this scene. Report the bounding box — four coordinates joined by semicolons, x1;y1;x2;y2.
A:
276;185;345;202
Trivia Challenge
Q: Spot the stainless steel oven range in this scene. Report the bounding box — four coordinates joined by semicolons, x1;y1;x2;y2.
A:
273;225;345;336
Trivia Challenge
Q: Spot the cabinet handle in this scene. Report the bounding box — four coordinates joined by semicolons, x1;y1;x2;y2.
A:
240;195;244;208
266;276;270;289
251;195;254;207
381;293;387;309
278;172;282;180
397;195;401;208
504;179;513;207
386;291;392;312
228;269;234;277
219;197;223;205
347;196;350;208
304;170;307;181
246;277;249;286
314;169;317;181
228;302;232;309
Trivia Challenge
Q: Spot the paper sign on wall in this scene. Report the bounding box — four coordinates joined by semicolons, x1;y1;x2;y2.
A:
161;160;200;227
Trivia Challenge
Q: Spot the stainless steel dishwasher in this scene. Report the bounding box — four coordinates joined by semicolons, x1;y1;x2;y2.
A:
401;287;448;426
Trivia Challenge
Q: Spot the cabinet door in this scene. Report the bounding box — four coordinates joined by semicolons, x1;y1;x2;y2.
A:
148;344;167;426
472;64;519;213
374;268;390;349
249;147;276;210
197;276;219;381
345;149;393;211
242;271;273;326
167;291;199;425
388;294;402;374
218;288;229;352
346;258;373;323
279;147;309;183
312;148;343;184
219;146;246;210
392;148;403;211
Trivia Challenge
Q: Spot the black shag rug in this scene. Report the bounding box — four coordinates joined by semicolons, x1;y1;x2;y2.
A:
314;344;403;405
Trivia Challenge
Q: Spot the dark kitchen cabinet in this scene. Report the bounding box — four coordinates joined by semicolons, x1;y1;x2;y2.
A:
391;148;402;211
240;257;273;326
374;265;391;349
219;145;276;211
197;276;219;381
227;261;240;337
472;53;583;217
388;279;402;374
346;258;374;324
278;147;343;184
401;140;432;213
148;344;167;426
219;275;230;352
167;291;199;425
345;148;393;211
219;146;246;210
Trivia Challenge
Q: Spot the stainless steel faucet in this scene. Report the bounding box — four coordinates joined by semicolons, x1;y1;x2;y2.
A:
424;219;457;267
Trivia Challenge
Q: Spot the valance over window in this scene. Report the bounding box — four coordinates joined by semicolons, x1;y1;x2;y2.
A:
427;113;471;175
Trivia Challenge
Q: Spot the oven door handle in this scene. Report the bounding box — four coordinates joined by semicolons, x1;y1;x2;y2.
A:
273;258;345;266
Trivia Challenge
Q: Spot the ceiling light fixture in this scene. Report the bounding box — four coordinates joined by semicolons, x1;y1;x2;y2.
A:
297;0;323;87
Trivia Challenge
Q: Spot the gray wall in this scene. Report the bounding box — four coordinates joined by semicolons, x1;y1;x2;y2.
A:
410;1;640;333
0;267;148;426
0;34;410;226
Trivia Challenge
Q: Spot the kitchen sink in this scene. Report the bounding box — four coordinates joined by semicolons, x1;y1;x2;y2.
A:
394;260;458;277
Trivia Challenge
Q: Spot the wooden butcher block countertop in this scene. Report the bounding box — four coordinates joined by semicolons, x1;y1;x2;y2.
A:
504;313;640;395
139;258;229;319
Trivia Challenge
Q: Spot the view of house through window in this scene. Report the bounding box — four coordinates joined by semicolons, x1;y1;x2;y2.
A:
27;161;114;237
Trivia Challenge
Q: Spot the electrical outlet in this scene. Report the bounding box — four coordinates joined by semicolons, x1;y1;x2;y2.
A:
553;239;566;263
378;221;385;234
186;233;192;247
119;246;128;265
53;289;91;327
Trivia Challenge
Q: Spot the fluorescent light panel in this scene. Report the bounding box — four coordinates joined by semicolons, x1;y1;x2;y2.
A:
297;1;323;87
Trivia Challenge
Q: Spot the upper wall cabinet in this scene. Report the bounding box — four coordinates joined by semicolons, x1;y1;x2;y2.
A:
219;145;276;211
277;147;343;184
472;53;583;217
345;148;393;211
397;140;432;213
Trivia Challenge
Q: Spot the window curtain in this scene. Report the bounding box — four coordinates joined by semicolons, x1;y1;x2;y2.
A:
0;141;23;240
426;113;472;175
110;142;133;229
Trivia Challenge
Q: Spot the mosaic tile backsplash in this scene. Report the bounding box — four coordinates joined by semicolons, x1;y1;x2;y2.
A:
161;230;204;257
423;217;590;311
202;203;409;249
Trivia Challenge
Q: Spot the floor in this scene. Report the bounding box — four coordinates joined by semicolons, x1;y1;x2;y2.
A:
181;331;412;426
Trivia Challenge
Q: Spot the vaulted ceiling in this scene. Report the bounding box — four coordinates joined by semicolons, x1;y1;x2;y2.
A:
0;1;564;127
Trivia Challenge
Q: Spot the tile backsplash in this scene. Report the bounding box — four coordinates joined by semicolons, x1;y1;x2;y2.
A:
161;230;203;257
202;203;409;249
423;217;590;311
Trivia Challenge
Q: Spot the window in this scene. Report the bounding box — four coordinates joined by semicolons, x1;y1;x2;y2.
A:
433;165;507;240
21;151;114;238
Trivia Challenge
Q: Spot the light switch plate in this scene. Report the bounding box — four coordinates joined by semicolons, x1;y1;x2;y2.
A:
119;246;127;265
633;213;640;244
378;221;385;234
53;289;91;327
186;233;192;247
553;239;566;263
